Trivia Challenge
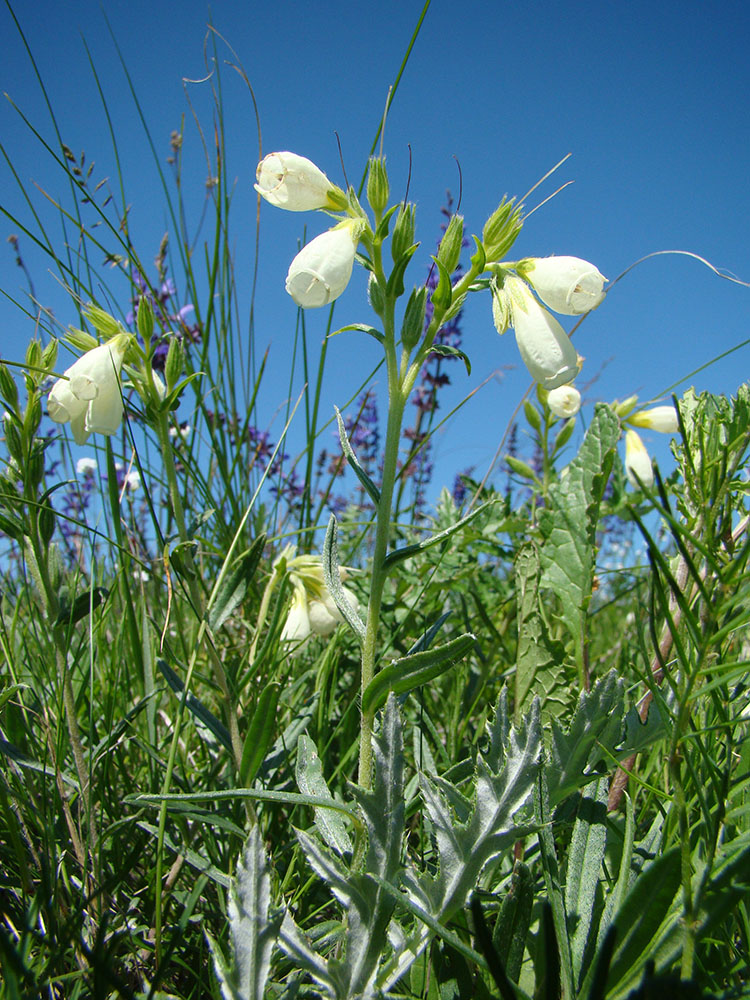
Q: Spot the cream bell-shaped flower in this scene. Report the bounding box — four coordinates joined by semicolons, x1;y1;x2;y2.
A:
280;586;311;646
547;384;581;418
519;256;607;315
628;405;679;434
506;276;580;389
624;429;654;489
48;334;130;446
255;152;343;212
286;220;361;309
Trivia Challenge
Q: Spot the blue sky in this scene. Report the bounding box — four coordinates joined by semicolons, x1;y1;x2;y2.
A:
2;0;749;496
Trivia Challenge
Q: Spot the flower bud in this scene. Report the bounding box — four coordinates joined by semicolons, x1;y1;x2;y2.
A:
437;215;464;275
628;405;679;434
517;256;607;315
285;221;360;309
280;586;311;646
547;384;581;418
505;276;580;389
366;157;389;217
624;429;654;489
490;278;511;335
482;197;523;261
391;204;416;263
255;152;345;212
48;334;130;445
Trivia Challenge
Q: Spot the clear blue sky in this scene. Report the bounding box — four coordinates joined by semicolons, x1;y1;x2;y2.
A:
2;0;749;493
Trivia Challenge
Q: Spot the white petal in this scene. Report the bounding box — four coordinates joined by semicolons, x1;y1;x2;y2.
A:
547;384;581;418
285;224;358;308
522;256;607;315
625;429;654;488
629;405;679;434
255;151;336;212
507;276;579;389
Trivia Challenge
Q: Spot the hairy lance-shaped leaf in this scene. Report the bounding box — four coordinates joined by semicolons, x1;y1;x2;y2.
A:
538;403;620;661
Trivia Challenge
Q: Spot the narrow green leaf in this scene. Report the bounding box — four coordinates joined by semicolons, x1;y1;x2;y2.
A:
334;406;381;505
362;633;475;716
565;776;608;987
296;734;353;856
428;342;472;376
54;586;109;626
330;322;385;346
240;682;280;787
382;498;498;571
322;514;366;640
492;860;534;983
158;658;233;753
207;533;266;632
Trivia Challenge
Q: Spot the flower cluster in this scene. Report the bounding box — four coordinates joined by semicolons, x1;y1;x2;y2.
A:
48;334;131;445
492;256;607;415
617;400;680;489
277;550;358;649
255;152;361;309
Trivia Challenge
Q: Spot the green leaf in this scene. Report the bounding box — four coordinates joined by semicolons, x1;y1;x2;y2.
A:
538;404;621;661
54;586;109;626
334;406;381;506
362;633;475;716
428;342;472;376
387;242;419;298
331;322;385;346
430;255;453;311
492;860;534;983
565;776;608;987
158;658;233;753
382;498;498;571
207;533;266;632
240;682;280;787
322;514;366;640
296;734;353;856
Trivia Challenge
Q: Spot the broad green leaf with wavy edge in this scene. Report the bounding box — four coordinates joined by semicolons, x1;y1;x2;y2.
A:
514;540;569;724
538;403;621;664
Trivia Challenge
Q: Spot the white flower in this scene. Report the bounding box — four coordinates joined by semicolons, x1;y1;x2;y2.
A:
285;221;360;308
628;405;679;434
308;586;359;637
519;256;607;315
255;152;342;212
281;586;311;646
505;276;580;389
625;429;654;488
76;456;97;476
48;334;130;445
547;384;581;418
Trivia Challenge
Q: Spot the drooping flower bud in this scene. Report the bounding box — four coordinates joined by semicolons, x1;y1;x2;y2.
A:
547;384;581;418
624;429;654;488
628;405;679;434
505;276;580;389
517;256;607;315
490;278;511;335
48;334;131;445
285;220;361;308
255;152;345;212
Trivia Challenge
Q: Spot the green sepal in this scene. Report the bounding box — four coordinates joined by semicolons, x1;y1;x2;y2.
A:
382;498;498;571
0;364;18;410
25;340;42;371
54;586;109;626
375;203;400;242
162;371;204;412
24;395;42;439
437;214;464;274
65;328;99;353
38;498;55;547
427;342;471;376
322;514;366;640
361;632;475;716
3;413;24;464
137;295;154;344
469;234;486;274
387;243;419;299
84;303;122;339
240;682;281;786
164;337;185;393
157;658;232;753
482;198;523;261
553;417;577;453
41;339;58;374
400;286;427;352
207;533;266;632
506;455;540;482
366;156;390;217
524;399;542;432
335;406;381;506
331;323;385;346
430;256;452;312
368;273;386;317
391;203;416;263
